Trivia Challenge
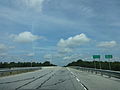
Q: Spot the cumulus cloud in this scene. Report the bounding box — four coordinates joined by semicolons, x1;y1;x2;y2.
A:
97;41;117;48
58;33;90;48
10;31;43;43
57;33;90;53
58;48;73;53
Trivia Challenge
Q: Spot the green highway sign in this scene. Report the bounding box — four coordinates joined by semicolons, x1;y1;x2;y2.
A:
93;55;100;59
105;55;113;59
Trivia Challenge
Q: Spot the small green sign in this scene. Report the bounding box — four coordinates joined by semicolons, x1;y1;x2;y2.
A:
105;55;113;59
93;55;100;59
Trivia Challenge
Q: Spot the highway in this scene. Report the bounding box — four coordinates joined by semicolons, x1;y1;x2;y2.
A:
0;67;120;90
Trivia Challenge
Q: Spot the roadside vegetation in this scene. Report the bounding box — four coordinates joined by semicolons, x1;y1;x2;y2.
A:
0;61;56;68
67;59;120;71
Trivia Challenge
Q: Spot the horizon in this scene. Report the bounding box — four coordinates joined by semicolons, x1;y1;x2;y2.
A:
0;0;120;66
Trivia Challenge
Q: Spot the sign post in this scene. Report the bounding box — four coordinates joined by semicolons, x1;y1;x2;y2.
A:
93;55;101;69
93;58;96;69
105;55;113;70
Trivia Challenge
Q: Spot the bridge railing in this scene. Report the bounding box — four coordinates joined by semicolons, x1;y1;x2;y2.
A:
0;67;41;77
71;66;120;79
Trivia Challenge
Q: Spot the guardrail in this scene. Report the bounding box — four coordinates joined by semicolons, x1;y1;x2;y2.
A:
71;66;120;79
0;67;41;77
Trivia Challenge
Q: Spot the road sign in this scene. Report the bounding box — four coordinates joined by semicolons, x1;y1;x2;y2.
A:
105;55;113;59
93;55;100;59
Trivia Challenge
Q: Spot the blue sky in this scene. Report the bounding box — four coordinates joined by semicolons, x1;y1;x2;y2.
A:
0;0;120;65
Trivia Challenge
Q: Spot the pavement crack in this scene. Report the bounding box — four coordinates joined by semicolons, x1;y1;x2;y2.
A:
52;79;66;85
15;71;53;90
0;77;35;84
42;77;75;87
36;73;55;89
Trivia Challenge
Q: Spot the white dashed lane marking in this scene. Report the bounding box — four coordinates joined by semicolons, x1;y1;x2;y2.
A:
67;68;88;90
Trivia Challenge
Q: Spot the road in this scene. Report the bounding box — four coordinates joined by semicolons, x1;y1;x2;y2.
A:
0;67;120;90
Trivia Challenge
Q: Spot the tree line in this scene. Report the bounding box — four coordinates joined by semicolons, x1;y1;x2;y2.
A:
67;59;120;71
0;61;56;68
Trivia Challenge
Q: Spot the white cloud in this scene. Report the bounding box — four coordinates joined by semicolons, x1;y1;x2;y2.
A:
44;54;52;59
0;44;15;56
97;41;117;48
57;33;90;53
0;44;8;51
0;53;7;56
27;53;35;56
79;3;95;17
24;0;45;12
58;48;73;53
10;31;42;43
63;56;71;60
58;33;90;48
54;54;64;58
63;54;82;60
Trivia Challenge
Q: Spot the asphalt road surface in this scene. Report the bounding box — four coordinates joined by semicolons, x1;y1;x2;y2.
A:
0;67;120;90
